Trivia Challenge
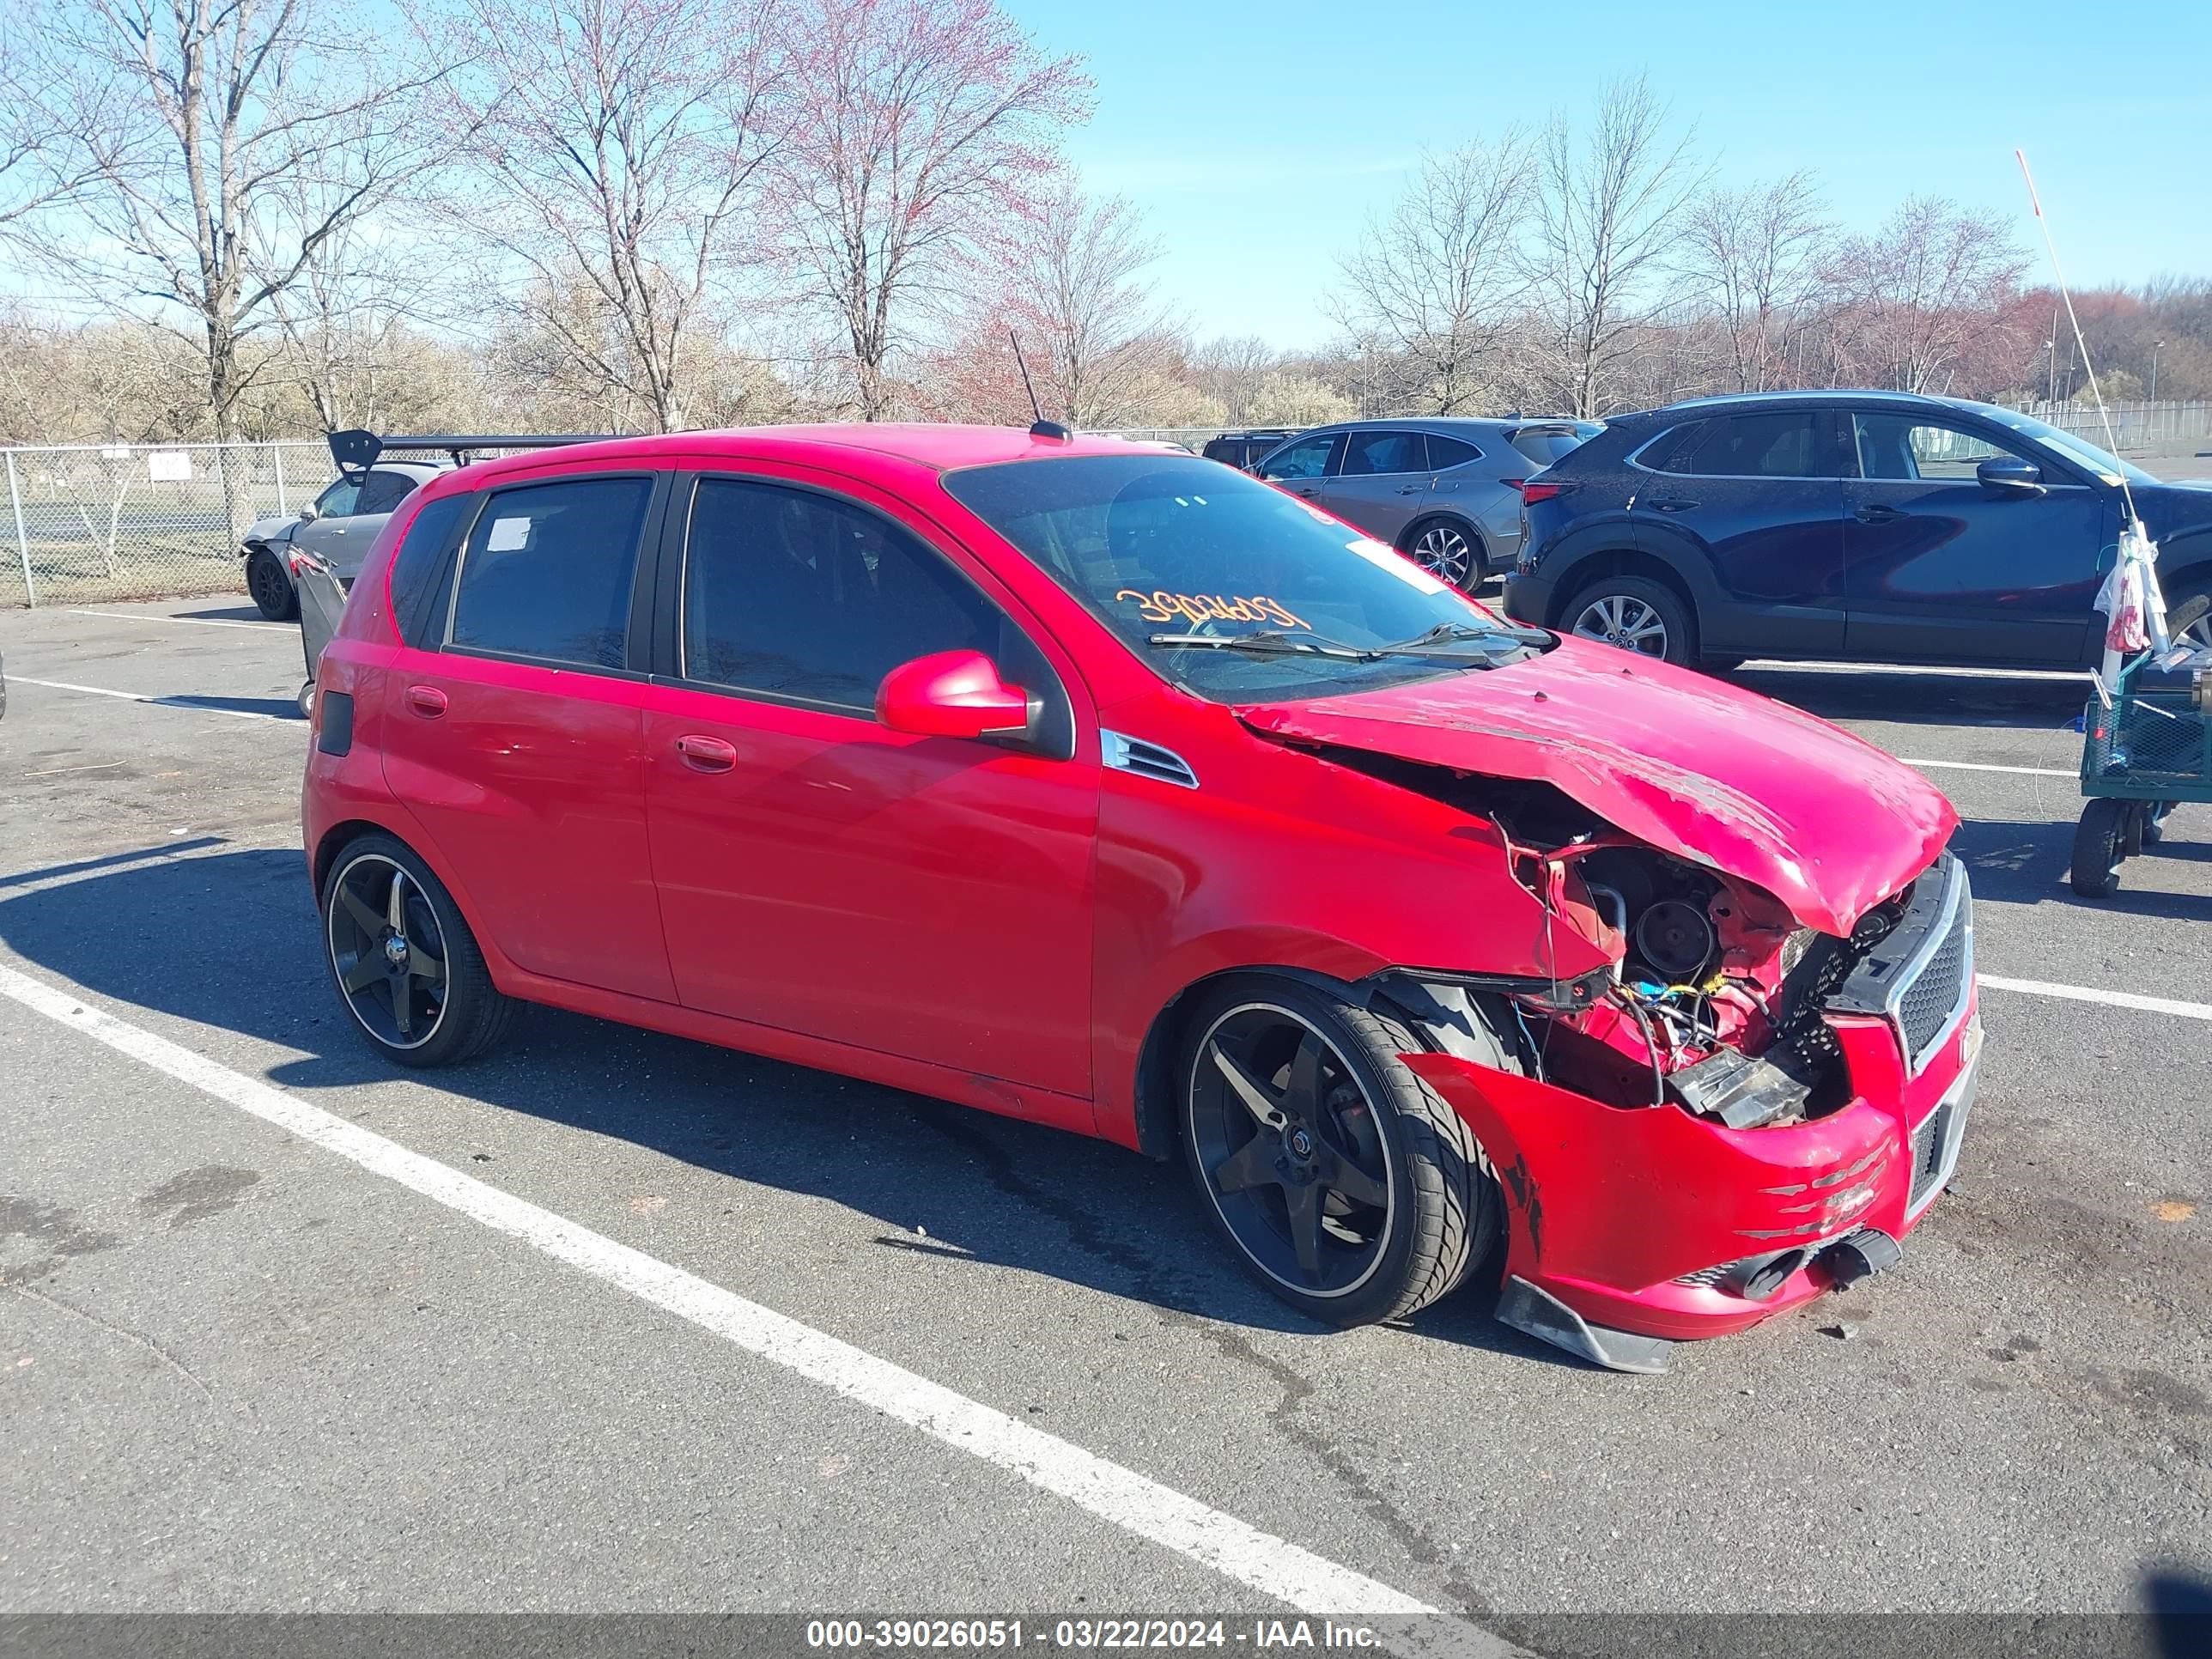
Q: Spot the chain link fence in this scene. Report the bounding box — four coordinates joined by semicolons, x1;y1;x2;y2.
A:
0;440;328;608
10;406;2212;610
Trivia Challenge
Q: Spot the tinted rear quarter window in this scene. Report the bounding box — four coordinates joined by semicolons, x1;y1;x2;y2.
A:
449;477;651;669
357;470;421;515
388;493;473;647
1510;431;1582;468
1426;434;1483;471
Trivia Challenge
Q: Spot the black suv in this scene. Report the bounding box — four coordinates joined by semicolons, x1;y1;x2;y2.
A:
1200;428;1298;471
1505;390;2212;670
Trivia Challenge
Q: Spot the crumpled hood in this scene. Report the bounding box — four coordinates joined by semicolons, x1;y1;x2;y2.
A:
1236;642;1957;936
244;513;299;546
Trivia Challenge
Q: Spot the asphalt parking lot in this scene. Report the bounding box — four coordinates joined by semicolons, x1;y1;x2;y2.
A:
3;598;2209;1646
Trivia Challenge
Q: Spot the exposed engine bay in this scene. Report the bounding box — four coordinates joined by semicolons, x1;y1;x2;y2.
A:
1323;750;1915;1131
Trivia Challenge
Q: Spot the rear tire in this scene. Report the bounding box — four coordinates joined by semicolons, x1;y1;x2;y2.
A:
2070;799;2125;898
246;545;299;621
1178;975;1502;1328
1564;574;1695;666
320;833;516;1067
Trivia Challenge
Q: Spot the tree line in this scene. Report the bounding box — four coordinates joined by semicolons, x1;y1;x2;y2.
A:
2;0;2205;449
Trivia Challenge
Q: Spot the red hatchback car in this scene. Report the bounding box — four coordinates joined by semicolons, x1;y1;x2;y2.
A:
301;422;1978;1372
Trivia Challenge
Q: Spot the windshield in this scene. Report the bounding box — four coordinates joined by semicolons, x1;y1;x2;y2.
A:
1983;408;2158;488
943;455;1542;702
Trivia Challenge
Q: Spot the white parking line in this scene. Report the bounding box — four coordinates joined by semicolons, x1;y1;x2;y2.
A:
9;676;291;723
68;608;283;629
1981;974;2212;1023
1899;757;2078;779
0;959;1504;1642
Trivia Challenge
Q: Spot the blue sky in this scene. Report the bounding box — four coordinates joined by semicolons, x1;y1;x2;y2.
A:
1004;0;2212;347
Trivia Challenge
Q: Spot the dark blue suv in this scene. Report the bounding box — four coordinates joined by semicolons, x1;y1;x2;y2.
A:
1504;390;2212;670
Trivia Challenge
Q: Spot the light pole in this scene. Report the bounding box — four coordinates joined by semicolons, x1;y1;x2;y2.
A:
2151;339;2163;402
2045;338;2057;407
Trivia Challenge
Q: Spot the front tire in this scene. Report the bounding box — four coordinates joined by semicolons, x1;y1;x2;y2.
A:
246;545;299;621
1565;574;1694;665
1401;517;1484;592
2070;798;2126;898
2166;582;2212;653
1179;975;1500;1328
320;833;515;1066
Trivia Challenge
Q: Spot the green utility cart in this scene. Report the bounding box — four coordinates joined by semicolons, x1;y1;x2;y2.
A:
2071;657;2204;896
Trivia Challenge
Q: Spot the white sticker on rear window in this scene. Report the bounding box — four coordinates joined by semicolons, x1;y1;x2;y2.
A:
485;516;530;552
1346;536;1448;595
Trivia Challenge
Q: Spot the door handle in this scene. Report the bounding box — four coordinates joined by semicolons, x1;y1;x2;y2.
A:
404;684;447;718
1648;496;1699;513
1855;504;1904;524
1396;484;1423;495
1295;485;1320;497
675;733;738;773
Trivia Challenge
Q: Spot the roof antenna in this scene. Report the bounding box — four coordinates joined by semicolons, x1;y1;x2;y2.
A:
2017;149;2166;678
1009;330;1068;441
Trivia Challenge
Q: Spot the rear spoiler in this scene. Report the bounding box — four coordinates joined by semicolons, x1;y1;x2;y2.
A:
326;429;623;483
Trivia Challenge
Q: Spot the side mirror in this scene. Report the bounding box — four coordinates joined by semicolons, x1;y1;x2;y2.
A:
296;503;319;522
875;649;1031;741
1978;456;2044;497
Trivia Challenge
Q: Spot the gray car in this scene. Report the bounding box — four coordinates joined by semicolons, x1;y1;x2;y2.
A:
240;459;444;620
1253;416;1600;590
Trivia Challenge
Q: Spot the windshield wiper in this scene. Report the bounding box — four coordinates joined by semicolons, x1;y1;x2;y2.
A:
1146;629;1382;660
1386;619;1548;653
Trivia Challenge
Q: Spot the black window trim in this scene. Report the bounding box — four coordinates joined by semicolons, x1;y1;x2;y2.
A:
433;467;669;683
649;466;1077;754
1626;410;1856;483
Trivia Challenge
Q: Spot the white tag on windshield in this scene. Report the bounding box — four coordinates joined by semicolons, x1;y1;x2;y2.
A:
1346;536;1449;595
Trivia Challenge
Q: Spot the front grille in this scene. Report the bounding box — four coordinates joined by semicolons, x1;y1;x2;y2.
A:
1896;895;1971;1065
1674;1263;1733;1289
1829;854;1973;1076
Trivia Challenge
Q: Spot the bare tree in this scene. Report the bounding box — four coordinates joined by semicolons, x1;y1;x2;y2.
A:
444;0;783;434
771;0;1090;420
25;1;444;438
1189;337;1279;425
1678;172;1832;392
1528;76;1705;416
1329;139;1531;414
979;184;1181;428
1827;198;2029;392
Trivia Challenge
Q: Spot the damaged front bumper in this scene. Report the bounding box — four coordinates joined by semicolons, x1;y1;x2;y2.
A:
1397;859;1981;1374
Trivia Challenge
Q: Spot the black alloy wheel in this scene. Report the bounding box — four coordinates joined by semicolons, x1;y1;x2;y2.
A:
327;851;451;1051
1182;980;1498;1327
247;546;299;621
320;835;516;1066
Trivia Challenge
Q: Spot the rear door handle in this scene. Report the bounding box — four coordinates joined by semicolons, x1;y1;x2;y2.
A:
675;733;738;773
1856;504;1904;523
1648;496;1699;514
1295;485;1320;498
404;684;447;718
1395;484;1423;495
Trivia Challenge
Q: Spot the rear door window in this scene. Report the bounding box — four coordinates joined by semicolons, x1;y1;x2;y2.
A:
681;478;1004;711
1649;412;1848;479
387;493;475;648
448;477;651;669
1340;430;1428;477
